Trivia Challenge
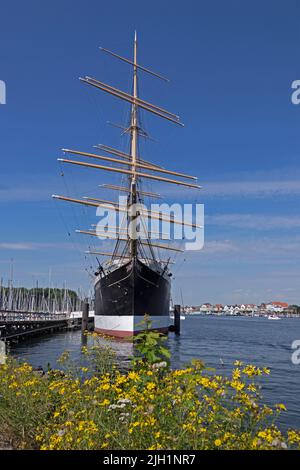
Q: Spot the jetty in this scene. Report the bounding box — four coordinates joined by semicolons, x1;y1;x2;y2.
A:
0;310;94;341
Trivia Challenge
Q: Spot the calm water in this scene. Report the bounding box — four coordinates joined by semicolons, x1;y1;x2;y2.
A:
10;315;300;429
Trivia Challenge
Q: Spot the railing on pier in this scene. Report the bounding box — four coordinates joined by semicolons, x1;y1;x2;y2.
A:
0;310;70;322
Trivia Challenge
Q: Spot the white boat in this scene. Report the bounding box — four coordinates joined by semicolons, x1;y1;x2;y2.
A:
267;315;281;320
169;312;186;320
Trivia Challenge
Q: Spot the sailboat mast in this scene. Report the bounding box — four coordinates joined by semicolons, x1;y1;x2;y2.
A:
129;31;139;258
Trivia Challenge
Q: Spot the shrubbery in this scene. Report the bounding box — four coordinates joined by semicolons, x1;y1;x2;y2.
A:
0;326;300;450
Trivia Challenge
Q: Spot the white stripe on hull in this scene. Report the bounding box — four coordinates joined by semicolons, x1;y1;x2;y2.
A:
94;315;170;338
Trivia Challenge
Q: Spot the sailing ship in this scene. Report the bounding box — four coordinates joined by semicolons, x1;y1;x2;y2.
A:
53;33;200;337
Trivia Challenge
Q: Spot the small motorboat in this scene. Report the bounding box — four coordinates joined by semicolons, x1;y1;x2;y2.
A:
169;311;186;320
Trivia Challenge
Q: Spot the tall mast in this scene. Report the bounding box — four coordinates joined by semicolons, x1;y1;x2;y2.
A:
129;31;138;258
53;36;196;268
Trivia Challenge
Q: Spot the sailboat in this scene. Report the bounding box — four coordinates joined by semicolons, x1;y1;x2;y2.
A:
52;33;200;338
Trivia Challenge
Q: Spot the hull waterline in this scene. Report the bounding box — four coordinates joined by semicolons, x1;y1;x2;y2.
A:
94;258;171;338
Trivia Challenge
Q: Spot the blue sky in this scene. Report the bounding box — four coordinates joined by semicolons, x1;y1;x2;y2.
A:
0;0;300;304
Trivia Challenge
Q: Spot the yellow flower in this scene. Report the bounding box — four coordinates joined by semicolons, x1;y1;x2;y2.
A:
173;369;186;377
77;421;86;431
99;383;110;391
288;430;300;444
234;360;243;366
183;423;196;432
276;403;286;412
232;368;241;380
242;365;258;377
198;377;210;388
252;437;259;448
231;380;245;392
148;416;156;426
99;399;110;406
8;381;18;389
115;375;127;385
257;429;274;443
128;371;140;381
24;380;37;387
214;439;222;446
146;382;156;391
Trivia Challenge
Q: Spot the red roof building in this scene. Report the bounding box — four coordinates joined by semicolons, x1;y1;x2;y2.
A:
271;301;289;308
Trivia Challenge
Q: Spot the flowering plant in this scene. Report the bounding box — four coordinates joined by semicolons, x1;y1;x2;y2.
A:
0;331;299;450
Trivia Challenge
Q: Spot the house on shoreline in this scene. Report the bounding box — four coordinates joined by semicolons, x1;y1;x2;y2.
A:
192;301;299;316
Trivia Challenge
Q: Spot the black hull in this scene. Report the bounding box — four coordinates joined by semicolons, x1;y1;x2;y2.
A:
95;258;170;318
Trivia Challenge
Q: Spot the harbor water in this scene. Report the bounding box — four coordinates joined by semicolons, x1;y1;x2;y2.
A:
9;315;300;430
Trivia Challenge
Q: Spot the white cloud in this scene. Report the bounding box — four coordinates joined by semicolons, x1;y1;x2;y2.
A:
203;180;300;198
200;240;239;253
156;166;300;201
0;243;38;250
0;242;79;251
183;234;300;264
0;187;51;202
0;172;64;203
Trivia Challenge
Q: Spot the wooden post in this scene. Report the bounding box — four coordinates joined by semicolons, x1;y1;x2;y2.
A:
174;304;181;335
81;300;89;335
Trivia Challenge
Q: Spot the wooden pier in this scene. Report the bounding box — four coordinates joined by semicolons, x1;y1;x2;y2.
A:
0;310;94;341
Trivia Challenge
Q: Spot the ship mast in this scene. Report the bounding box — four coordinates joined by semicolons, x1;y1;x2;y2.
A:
52;34;201;267
129;31;138;259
